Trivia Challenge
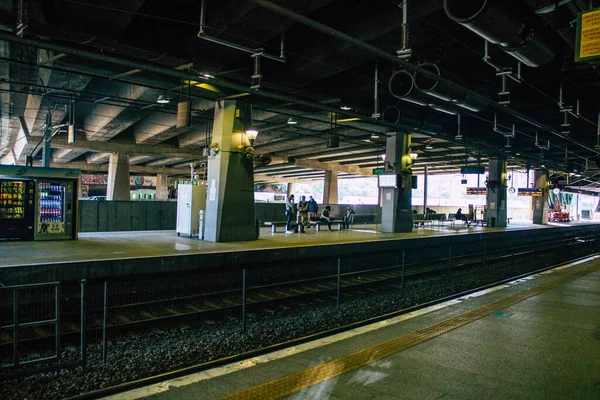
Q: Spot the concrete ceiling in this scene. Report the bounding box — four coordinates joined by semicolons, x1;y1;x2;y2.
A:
0;0;599;193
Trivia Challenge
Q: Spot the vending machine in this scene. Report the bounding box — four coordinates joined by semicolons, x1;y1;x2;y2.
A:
0;180;35;240
0;166;80;241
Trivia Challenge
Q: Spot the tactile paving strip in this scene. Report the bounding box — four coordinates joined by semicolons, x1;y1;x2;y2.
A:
222;262;600;400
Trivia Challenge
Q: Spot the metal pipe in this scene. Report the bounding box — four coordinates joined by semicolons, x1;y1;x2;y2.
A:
2;30;596;158
424;165;428;212
280;33;285;59
596;112;600;147
199;0;206;34
198;33;285;63
247;0;598;155
373;61;379;118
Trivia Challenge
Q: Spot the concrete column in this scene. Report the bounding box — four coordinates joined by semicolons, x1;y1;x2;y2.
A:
323;170;338;205
287;182;295;198
381;132;413;233
107;153;130;200
204;100;257;242
156;173;169;200
486;157;507;227
532;169;549;225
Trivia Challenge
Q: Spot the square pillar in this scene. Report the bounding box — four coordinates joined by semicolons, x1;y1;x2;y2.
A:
156;173;169;200
323;170;338;205
533;169;549;225
107;153;130;200
204;100;257;242
486;157;507;227
381;132;413;233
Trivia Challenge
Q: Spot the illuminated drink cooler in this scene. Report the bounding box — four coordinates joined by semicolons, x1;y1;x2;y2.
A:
0;166;80;241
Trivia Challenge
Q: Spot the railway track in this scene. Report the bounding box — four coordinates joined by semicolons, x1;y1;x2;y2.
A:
0;236;586;354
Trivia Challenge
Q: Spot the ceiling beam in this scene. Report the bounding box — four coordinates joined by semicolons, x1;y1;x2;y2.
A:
51;136;202;159
34;161;190;175
271;157;373;176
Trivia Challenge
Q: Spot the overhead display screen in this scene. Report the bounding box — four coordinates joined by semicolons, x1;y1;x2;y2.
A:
378;174;398;188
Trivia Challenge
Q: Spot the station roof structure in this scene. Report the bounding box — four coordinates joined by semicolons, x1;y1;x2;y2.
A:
1;0;600;192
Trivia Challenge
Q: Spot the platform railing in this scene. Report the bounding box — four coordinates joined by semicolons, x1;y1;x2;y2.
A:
1;225;599;379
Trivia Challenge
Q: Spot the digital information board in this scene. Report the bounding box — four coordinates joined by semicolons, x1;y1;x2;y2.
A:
378;174;398;188
466;187;486;195
518;188;543;197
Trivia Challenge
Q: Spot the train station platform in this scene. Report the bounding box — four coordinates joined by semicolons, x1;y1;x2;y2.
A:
115;255;600;400
0;221;597;284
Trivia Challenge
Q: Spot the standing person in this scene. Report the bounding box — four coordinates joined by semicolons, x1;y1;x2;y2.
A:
308;196;318;222
285;194;295;232
321;205;333;231
296;195;308;233
342;206;355;229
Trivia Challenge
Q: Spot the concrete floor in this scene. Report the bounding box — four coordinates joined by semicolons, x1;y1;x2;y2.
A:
0;220;567;267
116;256;600;400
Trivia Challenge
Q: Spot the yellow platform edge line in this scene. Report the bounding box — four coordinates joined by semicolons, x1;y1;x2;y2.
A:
221;262;600;400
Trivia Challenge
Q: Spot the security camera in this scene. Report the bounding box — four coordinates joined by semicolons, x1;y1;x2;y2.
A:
200;163;206;168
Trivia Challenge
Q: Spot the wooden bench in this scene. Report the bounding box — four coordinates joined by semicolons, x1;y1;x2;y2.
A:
264;221;288;233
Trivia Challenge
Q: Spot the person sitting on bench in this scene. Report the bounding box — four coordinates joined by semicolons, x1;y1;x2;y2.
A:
321;205;333;231
342;206;355;229
455;208;470;227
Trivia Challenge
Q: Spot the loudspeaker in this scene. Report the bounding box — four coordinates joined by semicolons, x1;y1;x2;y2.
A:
327;134;339;148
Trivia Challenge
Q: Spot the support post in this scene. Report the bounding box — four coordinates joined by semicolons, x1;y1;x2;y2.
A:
156;173;169;200
42;113;52;168
107;153;130;201
423;165;428;213
80;279;87;368
448;244;452;277
486;157;507;227
532;169;549;225
102;281;108;365
204;100;257;242
401;251;405;296
323;170;338;205
242;268;247;333
336;258;341;311
55;285;60;362
381;132;413;233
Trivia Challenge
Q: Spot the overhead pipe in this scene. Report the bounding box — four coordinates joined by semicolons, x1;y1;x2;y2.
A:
388;70;433;106
1;30;596;160
414;62;484;112
443;0;556;67
247;0;600;157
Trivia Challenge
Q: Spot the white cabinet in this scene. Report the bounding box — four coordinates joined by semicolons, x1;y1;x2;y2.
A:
176;184;206;237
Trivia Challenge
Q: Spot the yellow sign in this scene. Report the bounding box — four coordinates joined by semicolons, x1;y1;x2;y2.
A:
577;9;600;61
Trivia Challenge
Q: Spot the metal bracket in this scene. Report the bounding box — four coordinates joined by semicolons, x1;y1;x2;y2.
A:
250;50;263;90
535;131;550;151
396;1;412;60
493;113;515;138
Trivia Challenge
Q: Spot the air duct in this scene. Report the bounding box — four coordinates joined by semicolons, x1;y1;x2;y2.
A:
443;0;555;67
177;101;190;128
382;105;402;125
388;70;433;107
414;63;485;112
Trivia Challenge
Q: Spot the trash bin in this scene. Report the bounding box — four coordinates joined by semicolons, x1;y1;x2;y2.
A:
489;217;496;227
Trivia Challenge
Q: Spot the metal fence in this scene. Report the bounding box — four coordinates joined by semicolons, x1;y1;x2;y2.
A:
1;225;599;379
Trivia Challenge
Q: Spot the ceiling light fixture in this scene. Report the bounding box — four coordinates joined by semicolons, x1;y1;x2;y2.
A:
287;116;298;125
381;153;386;161
203;73;214;78
340;105;352;110
156;94;170;104
410;152;418;161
